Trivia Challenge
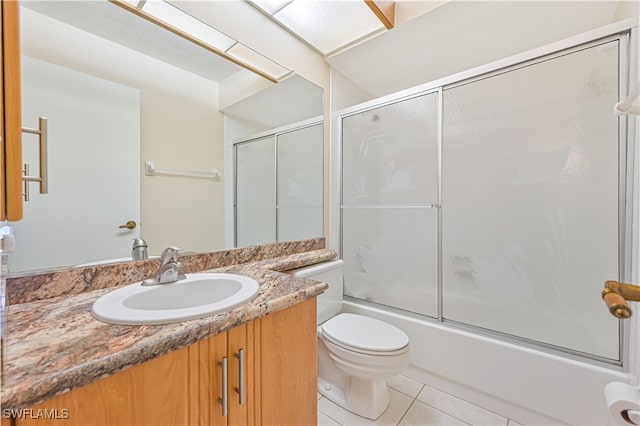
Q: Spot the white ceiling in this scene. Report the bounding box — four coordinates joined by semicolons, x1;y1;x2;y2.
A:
327;1;629;98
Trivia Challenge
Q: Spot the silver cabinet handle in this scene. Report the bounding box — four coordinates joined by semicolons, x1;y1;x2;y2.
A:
218;357;228;417
234;348;245;405
22;117;48;197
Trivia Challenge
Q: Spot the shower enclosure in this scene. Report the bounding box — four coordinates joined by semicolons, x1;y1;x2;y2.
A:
342;32;625;362
234;119;323;247
339;23;637;425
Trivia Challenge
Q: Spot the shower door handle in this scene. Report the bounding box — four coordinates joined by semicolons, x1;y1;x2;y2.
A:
602;280;640;319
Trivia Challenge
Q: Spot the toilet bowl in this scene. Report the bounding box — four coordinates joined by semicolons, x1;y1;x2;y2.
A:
290;260;410;420
318;313;410;419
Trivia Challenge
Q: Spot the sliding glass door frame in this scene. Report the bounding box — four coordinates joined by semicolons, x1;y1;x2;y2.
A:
233;116;323;248
338;18;638;369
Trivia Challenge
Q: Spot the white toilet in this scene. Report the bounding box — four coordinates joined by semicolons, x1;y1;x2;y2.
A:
291;260;410;420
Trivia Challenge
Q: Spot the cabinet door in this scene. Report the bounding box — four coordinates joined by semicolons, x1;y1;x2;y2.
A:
228;323;256;425
1;0;23;221
192;330;227;425
14;345;191;426
258;297;317;425
201;324;254;426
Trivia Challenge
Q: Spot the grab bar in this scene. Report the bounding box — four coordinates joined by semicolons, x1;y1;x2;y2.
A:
21;117;48;200
602;280;640;319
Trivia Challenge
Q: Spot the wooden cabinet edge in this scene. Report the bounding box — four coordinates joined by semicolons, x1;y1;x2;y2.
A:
2;0;23;221
0;0;5;220
259;297;318;425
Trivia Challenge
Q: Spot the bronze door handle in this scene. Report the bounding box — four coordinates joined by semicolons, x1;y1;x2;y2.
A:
118;220;137;230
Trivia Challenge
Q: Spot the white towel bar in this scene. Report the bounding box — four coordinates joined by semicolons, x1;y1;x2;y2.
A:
144;161;221;181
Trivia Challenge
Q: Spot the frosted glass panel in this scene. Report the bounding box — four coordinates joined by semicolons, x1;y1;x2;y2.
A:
342;93;439;206
442;42;620;359
342;208;438;317
235;137;276;247
277;206;323;242
277;124;323;207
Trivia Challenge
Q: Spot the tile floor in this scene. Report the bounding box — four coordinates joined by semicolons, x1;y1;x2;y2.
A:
317;375;524;426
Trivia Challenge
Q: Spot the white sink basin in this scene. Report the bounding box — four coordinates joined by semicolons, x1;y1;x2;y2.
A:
91;273;260;325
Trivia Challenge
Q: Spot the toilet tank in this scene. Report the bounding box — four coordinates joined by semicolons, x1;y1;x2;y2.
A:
288;259;343;324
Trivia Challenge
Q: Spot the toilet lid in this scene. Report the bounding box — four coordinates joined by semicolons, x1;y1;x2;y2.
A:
321;313;409;352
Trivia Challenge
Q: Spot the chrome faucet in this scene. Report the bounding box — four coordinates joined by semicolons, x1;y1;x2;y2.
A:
131;238;148;261
142;246;185;286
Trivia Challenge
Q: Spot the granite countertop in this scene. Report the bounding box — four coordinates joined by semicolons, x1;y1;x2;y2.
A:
2;248;337;410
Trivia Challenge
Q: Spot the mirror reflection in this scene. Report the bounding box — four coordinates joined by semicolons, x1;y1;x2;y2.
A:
11;1;323;273
235;120;323;248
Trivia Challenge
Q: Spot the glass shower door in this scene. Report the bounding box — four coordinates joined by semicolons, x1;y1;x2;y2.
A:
235;136;276;247
235;121;323;247
277;123;323;241
341;93;440;317
441;40;621;360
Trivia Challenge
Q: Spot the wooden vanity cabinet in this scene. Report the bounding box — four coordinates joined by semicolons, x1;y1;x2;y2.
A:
14;298;317;425
11;342;193;426
187;296;318;425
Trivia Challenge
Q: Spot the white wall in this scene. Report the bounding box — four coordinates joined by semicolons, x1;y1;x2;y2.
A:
330;69;375;112
394;0;449;26
328;1;638;98
140;90;225;254
630;14;640;386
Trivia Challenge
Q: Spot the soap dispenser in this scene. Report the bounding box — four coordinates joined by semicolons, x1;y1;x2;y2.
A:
131;238;148;261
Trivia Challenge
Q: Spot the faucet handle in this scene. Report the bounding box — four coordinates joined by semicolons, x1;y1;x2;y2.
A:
160;246;182;263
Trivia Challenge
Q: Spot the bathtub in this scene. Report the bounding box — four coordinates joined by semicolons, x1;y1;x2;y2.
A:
342;299;633;425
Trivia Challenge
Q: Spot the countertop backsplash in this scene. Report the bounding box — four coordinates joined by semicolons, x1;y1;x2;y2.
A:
5;238;325;305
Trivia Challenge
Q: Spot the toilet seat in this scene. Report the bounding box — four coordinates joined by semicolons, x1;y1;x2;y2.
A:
321;313;409;356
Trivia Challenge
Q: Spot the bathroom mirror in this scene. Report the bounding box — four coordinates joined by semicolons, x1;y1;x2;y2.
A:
10;1;323;273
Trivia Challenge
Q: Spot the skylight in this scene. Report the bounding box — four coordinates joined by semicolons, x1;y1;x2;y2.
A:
249;0;395;56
